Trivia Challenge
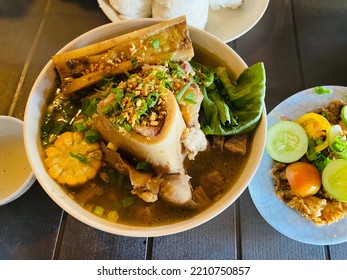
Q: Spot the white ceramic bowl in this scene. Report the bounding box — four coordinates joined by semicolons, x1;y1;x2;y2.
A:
0;116;35;206
24;19;266;237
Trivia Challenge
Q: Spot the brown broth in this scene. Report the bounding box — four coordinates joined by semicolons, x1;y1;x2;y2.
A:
65;145;250;227
193;43;237;80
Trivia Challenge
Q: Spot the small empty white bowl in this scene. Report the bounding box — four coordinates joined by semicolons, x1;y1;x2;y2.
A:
0;116;36;206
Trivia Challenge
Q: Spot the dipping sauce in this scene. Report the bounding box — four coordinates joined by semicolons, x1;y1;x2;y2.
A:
0;135;32;200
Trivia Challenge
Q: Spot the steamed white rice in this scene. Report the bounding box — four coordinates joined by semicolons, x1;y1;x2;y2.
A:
209;0;243;10
152;0;209;30
109;0;153;19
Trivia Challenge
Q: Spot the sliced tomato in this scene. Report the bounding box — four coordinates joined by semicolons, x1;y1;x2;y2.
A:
286;162;321;198
295;112;331;152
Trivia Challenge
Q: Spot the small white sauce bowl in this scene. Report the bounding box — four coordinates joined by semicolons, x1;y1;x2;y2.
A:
0;116;36;205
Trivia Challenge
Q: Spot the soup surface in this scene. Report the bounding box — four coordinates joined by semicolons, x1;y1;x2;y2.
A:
0;135;32;199
62;145;249;226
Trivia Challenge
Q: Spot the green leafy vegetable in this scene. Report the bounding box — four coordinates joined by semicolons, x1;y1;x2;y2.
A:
199;62;266;135
208;91;232;126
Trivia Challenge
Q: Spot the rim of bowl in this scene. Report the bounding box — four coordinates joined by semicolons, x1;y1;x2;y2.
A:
0;116;36;206
24;19;266;237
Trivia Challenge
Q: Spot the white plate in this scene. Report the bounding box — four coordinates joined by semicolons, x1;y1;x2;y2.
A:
249;85;347;245
97;0;269;43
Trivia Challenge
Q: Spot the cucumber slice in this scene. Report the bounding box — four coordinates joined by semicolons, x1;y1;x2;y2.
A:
341;105;347;127
266;120;308;163
322;159;347;202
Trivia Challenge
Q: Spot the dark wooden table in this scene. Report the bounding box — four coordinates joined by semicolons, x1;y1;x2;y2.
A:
1;0;347;260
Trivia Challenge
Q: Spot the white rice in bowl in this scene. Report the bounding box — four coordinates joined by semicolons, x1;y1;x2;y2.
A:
109;0;153;19
152;0;209;29
209;0;243;10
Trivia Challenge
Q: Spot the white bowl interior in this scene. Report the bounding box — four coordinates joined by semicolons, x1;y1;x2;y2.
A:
0;116;35;206
24;19;266;237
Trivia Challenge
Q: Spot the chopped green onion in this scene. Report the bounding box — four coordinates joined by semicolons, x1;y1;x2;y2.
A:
147;91;159;108
161;80;173;90
152;38;160;49
81;97;100;117
121;122;132;132
101;103;116;115
169;62;186;78
70;152;87;163
156;71;167;79
52;120;66;135
122;197;134;207
175;80;193;101
125;92;136;101
331;140;344;152
315;86;332;95
114;196;133;210
313;154;331;173
84;129;101;143
113;88;124;105
183;91;197;104
306;139;318;161
73;122;86;132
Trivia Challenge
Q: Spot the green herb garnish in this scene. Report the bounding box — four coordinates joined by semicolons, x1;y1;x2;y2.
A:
315;86;332;95
175;80;193;101
84;129;101;143
183;91;197;104
70;152;87;163
81;97;100;117
152;38;160;49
